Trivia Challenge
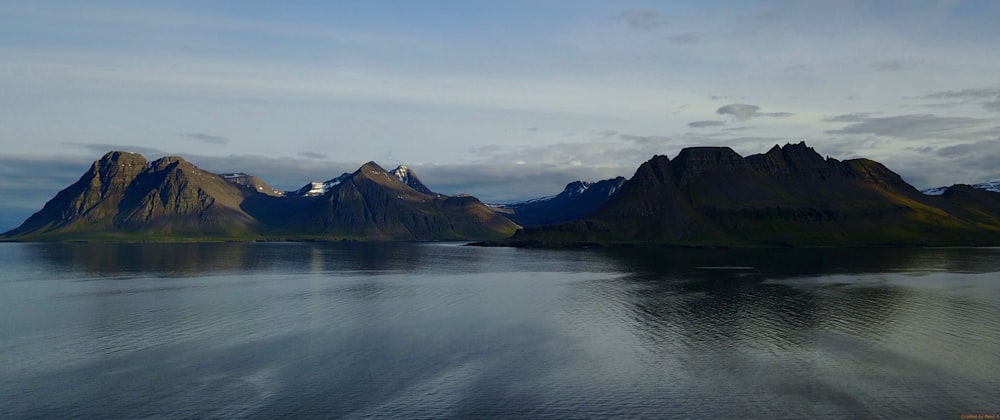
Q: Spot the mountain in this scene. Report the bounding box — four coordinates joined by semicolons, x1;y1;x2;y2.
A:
490;142;1000;247
492;177;626;227
288;165;433;197
255;162;519;240
3;152;259;240
2;152;519;241
922;181;1000;196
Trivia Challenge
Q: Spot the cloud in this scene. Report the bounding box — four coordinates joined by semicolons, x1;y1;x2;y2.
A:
784;65;809;72
913;87;1000;113
593;130;619;139
64;143;166;157
888;141;1000;190
666;33;698;45
717;104;759;120
716;103;793;120
181;132;230;145
688;120;726;128
824;114;992;140
616;9;667;31
619;134;671;146
920;87;1000;100
872;60;907;72
936;140;1000;158
822;113;873;123
984;98;1000;112
298;151;328;159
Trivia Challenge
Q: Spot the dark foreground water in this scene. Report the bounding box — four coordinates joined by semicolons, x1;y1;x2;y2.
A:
1;242;998;418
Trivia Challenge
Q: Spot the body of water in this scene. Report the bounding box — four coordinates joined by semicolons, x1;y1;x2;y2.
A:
1;242;998;418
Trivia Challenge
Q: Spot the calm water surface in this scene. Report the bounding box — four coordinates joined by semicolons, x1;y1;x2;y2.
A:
1;242;998;418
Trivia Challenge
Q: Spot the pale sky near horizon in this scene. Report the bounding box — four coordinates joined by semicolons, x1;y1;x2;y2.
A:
2;0;1000;230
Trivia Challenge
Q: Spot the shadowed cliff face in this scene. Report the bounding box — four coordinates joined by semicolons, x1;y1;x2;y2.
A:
2;153;519;241
507;142;1000;247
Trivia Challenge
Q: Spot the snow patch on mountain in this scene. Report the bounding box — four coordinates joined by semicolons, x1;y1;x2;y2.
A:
292;173;351;197
922;181;1000;196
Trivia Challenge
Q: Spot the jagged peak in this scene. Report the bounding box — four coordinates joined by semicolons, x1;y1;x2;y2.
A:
780;140;812;151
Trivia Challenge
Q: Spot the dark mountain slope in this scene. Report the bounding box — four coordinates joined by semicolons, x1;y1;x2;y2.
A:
501;142;1000;247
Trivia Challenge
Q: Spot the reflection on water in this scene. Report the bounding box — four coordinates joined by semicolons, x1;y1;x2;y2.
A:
1;243;998;418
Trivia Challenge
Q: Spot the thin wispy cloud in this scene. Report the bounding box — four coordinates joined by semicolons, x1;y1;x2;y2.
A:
915;86;1000;113
63;143;166;157
872;60;908;72
689;120;726;128
920;87;1000;100
298;151;328;160
825;114;991;140
615;9;667;31
822;113;874;123
182;133;230;145
716;104;793;121
666;33;698;45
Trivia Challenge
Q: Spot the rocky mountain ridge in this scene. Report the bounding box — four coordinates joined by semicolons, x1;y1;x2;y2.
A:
2;152;518;241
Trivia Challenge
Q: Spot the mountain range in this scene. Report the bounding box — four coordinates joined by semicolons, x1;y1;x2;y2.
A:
485;142;1000;247
5;143;1000;246
1;151;519;241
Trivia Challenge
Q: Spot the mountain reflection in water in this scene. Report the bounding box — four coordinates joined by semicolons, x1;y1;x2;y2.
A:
1;243;997;418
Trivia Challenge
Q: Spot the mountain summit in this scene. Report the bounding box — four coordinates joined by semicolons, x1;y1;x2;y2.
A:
2;152;519;241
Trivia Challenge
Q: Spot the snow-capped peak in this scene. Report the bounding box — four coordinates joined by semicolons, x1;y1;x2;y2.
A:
293;173;351;197
392;165;410;180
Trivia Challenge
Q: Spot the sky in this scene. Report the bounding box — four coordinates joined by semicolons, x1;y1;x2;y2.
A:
2;0;1000;231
